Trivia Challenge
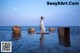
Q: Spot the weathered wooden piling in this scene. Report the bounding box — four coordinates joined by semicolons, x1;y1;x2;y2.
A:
12;26;21;34
49;27;55;32
12;26;21;40
27;28;35;34
58;27;71;47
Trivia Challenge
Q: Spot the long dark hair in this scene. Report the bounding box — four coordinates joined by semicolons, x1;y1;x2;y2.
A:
41;16;44;20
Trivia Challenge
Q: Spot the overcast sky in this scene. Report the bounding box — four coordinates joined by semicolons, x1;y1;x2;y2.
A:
0;0;80;26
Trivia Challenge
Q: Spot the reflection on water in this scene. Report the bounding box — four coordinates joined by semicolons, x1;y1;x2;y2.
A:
40;34;46;53
40;34;45;48
27;31;35;35
0;26;80;53
12;33;21;40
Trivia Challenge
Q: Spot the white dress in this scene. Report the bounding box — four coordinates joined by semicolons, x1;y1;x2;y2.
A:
40;20;45;32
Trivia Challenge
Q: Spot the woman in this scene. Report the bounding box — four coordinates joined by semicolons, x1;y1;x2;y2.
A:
40;16;45;33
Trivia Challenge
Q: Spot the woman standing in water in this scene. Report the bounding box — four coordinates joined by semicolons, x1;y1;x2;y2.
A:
39;16;45;53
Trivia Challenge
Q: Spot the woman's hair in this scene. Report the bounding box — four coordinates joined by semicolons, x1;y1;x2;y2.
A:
41;16;44;20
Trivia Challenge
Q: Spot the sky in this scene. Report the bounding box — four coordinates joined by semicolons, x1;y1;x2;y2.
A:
0;0;80;26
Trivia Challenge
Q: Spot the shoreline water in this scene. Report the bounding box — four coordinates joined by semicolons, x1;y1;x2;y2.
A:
0;26;80;53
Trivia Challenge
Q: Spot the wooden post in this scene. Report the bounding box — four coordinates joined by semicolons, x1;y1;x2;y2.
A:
49;27;55;32
58;27;71;47
27;28;35;35
12;26;21;34
12;26;21;40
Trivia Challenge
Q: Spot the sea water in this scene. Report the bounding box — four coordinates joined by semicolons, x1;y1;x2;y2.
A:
0;26;80;53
